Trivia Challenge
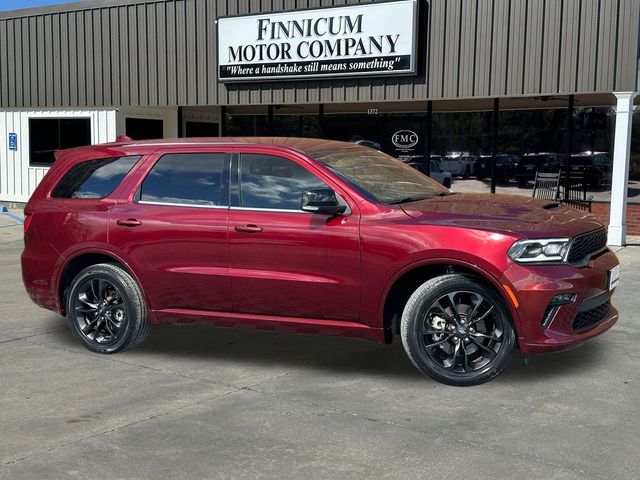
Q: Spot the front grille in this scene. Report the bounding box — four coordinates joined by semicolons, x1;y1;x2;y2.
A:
567;228;607;263
572;302;610;332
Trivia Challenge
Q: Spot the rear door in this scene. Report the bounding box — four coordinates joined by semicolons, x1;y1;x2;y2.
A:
228;149;362;322
109;148;231;313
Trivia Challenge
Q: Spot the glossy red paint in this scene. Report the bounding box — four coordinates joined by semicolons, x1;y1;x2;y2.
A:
22;137;619;353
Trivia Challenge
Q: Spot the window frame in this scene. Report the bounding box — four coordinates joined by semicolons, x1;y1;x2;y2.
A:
134;149;232;210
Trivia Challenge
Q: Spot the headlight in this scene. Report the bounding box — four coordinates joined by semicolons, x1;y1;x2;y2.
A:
508;238;571;263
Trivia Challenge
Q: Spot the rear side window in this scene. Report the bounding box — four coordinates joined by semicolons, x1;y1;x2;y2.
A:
140;153;226;207
51;156;140;199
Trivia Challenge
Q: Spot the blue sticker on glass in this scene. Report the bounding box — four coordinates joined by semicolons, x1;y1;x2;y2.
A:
8;133;17;151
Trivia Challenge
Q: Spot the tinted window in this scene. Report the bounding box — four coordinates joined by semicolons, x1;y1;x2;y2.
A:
125;117;164;140
51;156;140;199
309;147;446;203
140;153;226;207
239;154;326;210
185;121;219;137
29;118;91;166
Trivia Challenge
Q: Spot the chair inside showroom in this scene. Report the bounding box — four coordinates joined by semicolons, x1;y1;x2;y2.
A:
532;171;561;202
561;173;593;212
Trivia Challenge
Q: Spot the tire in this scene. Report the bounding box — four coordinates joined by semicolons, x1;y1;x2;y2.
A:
463;166;470;180
66;263;149;354
400;274;516;386
591;173;602;189
443;178;452;189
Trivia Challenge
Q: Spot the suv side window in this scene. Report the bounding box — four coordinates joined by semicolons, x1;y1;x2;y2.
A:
51;155;140;199
140;153;227;207
239;154;326;210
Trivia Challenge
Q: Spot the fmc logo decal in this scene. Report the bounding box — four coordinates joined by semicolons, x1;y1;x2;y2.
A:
392;130;419;149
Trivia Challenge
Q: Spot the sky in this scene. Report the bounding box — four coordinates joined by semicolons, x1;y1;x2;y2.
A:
0;0;79;12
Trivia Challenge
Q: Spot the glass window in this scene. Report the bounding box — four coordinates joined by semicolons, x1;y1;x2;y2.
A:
239;154;326;210
29;118;91;166
185;121;219;137
125;117;164;140
51;156;140;199
310;146;447;204
140;153;226;207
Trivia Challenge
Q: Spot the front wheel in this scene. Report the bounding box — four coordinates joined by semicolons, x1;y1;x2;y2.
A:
66;263;149;354
400;274;516;386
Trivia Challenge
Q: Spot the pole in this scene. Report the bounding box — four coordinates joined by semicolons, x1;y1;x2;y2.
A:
267;105;274;136
318;104;325;138
490;98;499;194
608;92;637;246
565;94;575;192
425;100;432;176
220;106;226;136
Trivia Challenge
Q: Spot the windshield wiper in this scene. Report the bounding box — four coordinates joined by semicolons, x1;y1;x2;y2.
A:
387;192;454;204
386;196;431;204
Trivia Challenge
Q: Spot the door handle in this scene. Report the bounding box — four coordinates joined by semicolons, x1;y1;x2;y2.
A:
116;218;142;227
234;224;263;234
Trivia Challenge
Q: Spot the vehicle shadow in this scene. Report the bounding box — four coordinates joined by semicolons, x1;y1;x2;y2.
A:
501;341;607;382
48;319;609;384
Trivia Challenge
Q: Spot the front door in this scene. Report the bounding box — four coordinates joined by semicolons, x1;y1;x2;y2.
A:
109;149;231;313
228;150;361;322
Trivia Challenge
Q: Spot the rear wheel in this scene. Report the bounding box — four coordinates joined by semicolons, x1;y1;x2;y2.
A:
400;274;516;386
463;165;471;179
66;263;149;354
443;178;452;189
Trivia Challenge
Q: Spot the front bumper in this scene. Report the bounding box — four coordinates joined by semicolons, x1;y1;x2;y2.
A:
502;249;619;354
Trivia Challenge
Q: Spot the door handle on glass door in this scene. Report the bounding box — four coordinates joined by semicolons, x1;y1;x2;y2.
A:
234;224;263;233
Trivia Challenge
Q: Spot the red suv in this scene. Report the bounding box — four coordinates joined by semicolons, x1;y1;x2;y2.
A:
22;138;620;386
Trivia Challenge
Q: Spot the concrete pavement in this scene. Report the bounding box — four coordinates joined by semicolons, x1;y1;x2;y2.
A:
1;212;639;479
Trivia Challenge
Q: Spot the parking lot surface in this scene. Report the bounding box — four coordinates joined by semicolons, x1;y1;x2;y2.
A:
1;210;639;479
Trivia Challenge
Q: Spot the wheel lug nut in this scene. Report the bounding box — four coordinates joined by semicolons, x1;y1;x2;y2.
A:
453;336;459;342
461;319;465;324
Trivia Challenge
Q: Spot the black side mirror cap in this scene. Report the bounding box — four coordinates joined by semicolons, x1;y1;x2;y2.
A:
301;188;347;215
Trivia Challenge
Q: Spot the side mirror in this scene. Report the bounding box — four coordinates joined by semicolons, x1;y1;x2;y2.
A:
301;188;347;215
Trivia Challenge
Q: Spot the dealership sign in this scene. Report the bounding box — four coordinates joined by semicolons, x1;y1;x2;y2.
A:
217;0;418;82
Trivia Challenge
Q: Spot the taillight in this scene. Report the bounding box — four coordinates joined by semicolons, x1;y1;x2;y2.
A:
24;213;34;234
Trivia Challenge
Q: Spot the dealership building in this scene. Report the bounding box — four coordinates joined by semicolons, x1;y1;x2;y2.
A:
0;0;639;244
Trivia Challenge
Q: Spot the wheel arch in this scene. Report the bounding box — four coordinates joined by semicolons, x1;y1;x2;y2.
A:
380;258;519;344
57;250;143;316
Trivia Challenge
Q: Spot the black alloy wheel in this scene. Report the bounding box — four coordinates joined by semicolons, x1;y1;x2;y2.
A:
67;263;149;354
401;274;516;386
73;278;127;345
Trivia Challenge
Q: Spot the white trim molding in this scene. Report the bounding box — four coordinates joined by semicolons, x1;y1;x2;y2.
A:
608;91;637;247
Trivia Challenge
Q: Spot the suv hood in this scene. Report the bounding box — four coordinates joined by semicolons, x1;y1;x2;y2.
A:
400;193;604;237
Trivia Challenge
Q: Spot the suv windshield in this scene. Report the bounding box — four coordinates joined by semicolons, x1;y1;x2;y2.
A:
309;147;448;204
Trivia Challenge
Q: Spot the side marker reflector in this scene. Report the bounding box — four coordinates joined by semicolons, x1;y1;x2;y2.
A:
503;284;519;309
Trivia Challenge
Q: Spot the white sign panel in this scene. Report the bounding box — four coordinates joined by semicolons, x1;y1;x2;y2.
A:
217;0;418;82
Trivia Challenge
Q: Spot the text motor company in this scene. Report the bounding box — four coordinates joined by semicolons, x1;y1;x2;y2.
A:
218;0;417;81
